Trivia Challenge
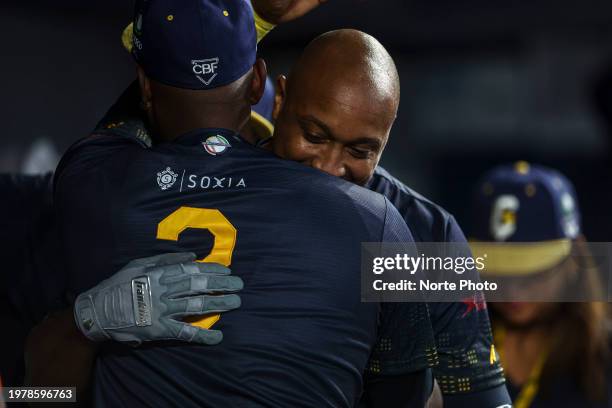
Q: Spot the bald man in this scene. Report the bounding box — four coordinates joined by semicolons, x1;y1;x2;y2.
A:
264;30;510;408
269;29;399;185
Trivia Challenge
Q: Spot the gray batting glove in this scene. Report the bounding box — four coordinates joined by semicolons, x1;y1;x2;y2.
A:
74;252;242;346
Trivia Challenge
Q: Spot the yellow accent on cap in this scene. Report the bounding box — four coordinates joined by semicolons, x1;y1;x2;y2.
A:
121;22;134;53
166;14;174;21
489;344;497;364
121;7;273;54
469;239;572;276
515;160;530;175
525;183;536;197
501;210;516;224
249;111;274;140
105;121;125;129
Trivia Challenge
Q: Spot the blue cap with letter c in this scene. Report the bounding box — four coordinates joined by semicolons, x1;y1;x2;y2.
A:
469;161;581;276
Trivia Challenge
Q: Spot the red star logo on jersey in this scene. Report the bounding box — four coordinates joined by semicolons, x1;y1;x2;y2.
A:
461;293;487;317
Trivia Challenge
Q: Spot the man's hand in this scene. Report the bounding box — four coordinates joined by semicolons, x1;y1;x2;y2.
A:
74;252;242;346
251;0;327;24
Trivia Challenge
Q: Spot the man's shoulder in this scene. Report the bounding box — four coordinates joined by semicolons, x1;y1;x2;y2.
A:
200;152;395;242
369;166;451;219
368;166;461;242
92;81;153;148
58;80;152;178
273;164;392;237
240;151;389;215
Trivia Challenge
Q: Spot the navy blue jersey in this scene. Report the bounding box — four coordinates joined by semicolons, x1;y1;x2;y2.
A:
367;166;511;407
54;129;430;408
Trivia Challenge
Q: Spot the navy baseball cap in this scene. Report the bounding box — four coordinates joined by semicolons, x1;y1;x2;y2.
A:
131;0;256;90
469;161;581;276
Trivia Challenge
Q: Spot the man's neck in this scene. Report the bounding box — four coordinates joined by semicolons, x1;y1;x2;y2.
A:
502;326;549;386
156;122;239;143
151;105;249;143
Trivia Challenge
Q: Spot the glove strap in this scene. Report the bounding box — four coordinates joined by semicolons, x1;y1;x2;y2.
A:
73;295;109;342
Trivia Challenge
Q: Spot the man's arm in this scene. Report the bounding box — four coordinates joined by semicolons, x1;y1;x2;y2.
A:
361;370;436;408
363;199;438;407
429;216;512;407
250;0;327;24
24;309;97;404
24;253;243;401
121;0;328;54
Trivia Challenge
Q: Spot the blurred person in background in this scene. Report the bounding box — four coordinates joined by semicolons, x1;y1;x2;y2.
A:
470;161;611;408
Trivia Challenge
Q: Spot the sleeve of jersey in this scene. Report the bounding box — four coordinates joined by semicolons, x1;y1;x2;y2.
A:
381;196;414;242
429;215;511;406
443;384;512;408
364;199;438;377
54;136;138;297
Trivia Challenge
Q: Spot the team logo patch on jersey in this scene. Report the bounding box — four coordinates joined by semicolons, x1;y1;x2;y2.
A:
202;135;231;156
192;58;219;86
157;167;178;190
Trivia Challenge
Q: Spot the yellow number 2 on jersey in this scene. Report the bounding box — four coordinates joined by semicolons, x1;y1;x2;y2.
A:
157;206;237;329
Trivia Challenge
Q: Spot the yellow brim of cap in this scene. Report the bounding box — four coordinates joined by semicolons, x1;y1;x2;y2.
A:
249;110;274;140
469;239;572;276
122;23;134;53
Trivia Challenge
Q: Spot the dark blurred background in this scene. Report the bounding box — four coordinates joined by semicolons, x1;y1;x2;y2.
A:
3;0;612;239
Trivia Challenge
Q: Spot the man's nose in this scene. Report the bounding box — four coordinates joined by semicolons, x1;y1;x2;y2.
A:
311;147;347;178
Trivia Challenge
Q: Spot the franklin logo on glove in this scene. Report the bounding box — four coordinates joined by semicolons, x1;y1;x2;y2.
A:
132;277;152;327
73;252;243;346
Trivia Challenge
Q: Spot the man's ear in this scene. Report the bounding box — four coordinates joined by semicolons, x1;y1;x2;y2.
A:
136;65;153;110
272;75;287;121
249;58;267;105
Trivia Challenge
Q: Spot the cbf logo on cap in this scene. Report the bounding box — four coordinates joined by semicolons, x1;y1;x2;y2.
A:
192;58;220;85
132;0;256;90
